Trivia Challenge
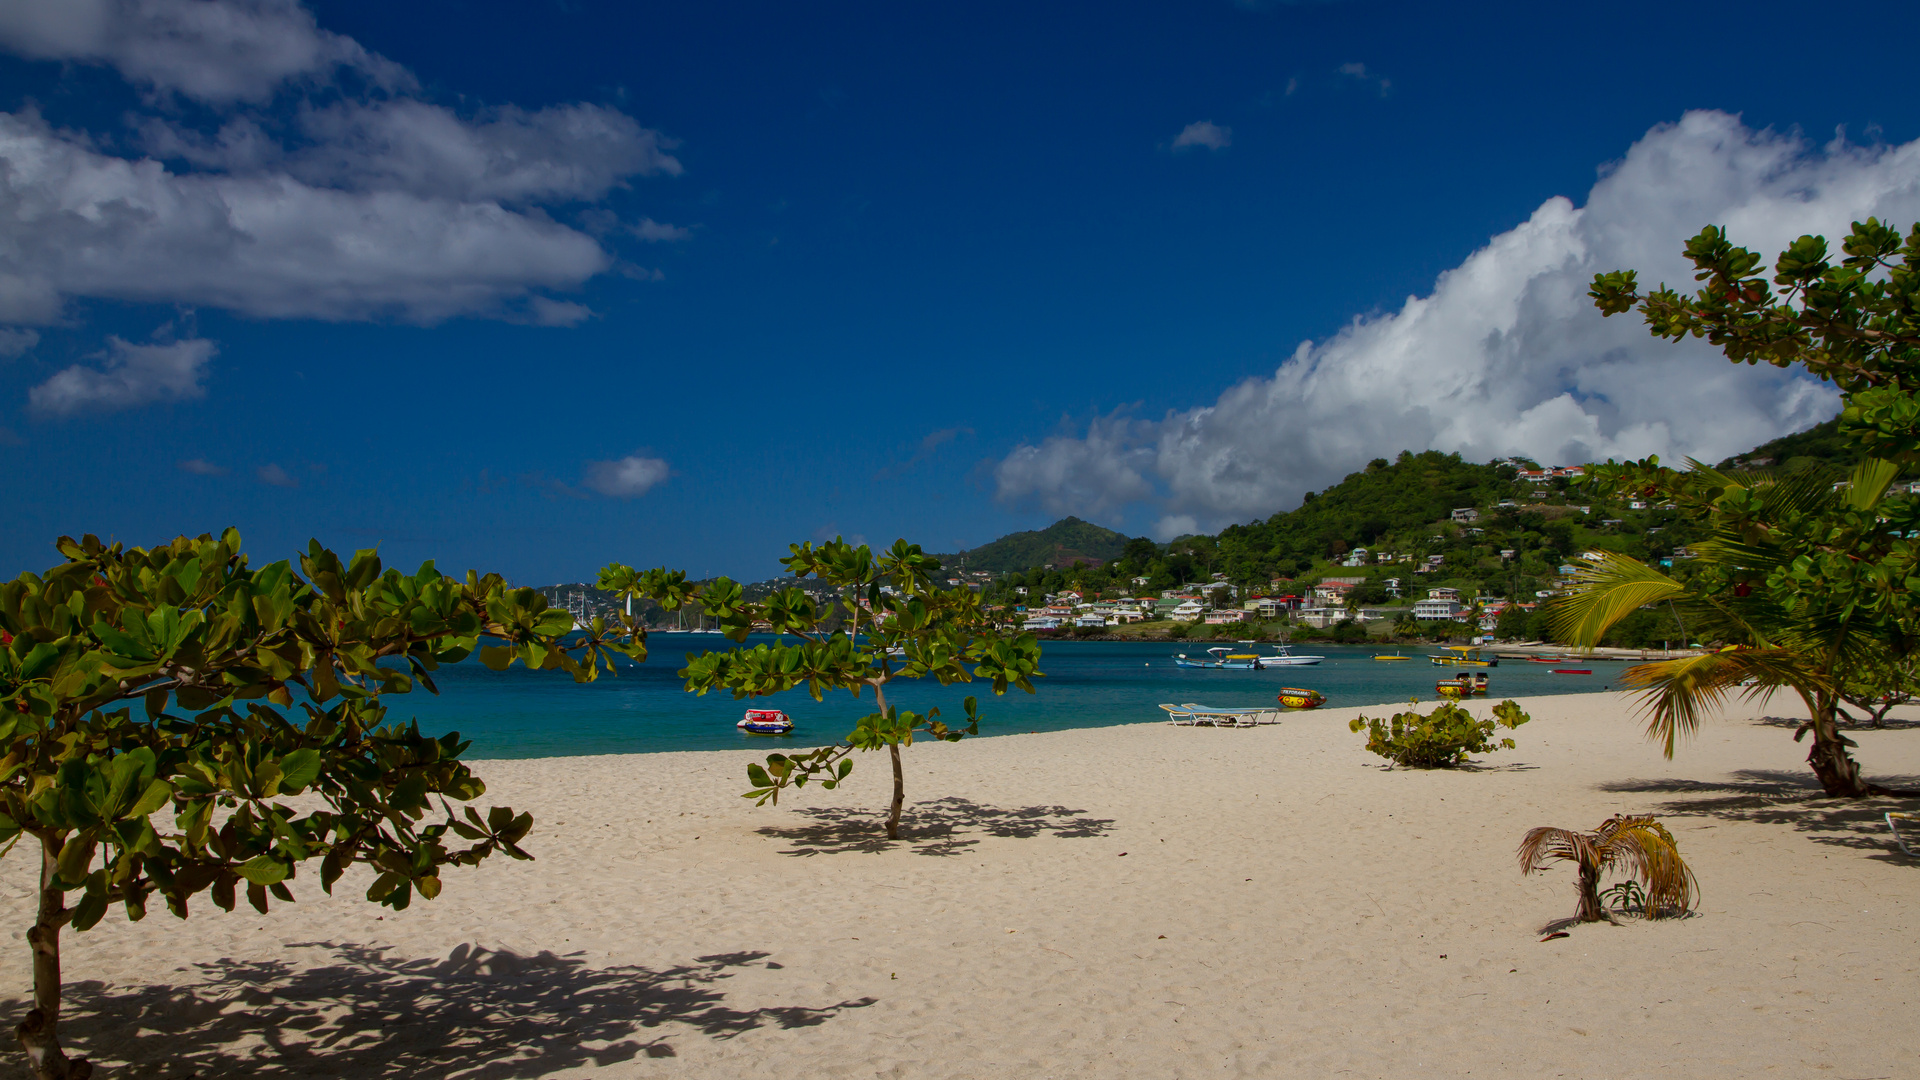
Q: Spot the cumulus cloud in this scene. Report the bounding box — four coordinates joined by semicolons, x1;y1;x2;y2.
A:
255;462;297;487
0;112;615;325
0;0;409;104
1171;120;1232;152
995;111;1920;538
583;454;670;498
177;457;227;475
29;336;216;416
0;1;681;329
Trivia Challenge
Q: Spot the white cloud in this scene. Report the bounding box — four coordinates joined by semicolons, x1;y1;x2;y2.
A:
1336;62;1391;97
0;2;682;329
0;0;409;104
142;99;680;203
177;457;227;475
29;336;216;416
632;217;692;241
0;328;37;356
255;462;297;487
1172;120;1232;152
583;454;670;498
0;110;614;325
995;111;1920;538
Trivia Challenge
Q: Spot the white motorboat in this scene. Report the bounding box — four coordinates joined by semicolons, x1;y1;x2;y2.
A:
1256;643;1324;668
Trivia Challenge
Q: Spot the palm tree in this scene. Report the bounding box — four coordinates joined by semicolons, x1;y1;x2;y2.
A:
1518;815;1698;924
1550;458;1915;798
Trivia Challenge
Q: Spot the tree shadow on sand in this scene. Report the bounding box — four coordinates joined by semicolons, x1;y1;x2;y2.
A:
1750;712;1920;732
23;942;875;1079
1596;768;1920;864
757;796;1117;856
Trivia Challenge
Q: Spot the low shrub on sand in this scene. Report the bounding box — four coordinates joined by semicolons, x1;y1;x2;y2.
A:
1348;699;1530;768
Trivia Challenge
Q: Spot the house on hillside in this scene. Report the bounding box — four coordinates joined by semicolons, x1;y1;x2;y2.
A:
1204;609;1246;625
1341;547;1370;567
1426;587;1460;602
1413;597;1464;621
1074;614;1108;629
1170;599;1204;620
1295;606;1346;629
1311;581;1355;606
1451;508;1480;523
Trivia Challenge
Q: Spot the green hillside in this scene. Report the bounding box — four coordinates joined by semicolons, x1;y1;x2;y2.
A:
1214;450;1514;578
942;516;1132;572
1717;417;1857;472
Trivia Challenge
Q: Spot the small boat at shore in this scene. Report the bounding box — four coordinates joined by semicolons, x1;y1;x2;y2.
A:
1172;651;1224;669
1430;646;1497;667
1551;669;1592;675
1527;656;1570;664
1372;653;1412;661
1277;687;1326;709
738;709;794;734
1437;673;1490;696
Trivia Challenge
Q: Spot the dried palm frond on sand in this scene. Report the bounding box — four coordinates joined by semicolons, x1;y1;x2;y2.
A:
1518;814;1698;926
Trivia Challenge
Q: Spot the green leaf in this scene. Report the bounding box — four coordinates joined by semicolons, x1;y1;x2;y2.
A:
55;832;96;885
70;889;109;932
238;853;290;885
123;779;173;821
277;749;322;793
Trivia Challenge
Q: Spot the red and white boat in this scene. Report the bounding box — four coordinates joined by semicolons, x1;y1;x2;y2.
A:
738;709;794;734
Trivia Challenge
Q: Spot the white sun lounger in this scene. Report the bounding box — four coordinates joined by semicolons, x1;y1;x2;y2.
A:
1178;703;1270;727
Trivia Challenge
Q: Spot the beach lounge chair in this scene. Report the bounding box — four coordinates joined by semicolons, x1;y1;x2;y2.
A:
1158;704;1197;726
1888;812;1917;857
1180;703;1261;728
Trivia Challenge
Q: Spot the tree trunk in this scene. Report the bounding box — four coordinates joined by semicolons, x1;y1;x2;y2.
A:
887;742;904;841
1803;695;1874;797
15;837;90;1080
873;682;904;841
1574;860;1605;923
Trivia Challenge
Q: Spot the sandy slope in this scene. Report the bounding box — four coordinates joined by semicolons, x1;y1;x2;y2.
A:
3;691;1916;1079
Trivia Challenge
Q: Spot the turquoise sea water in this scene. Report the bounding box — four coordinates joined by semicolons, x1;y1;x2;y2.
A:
392;636;1628;760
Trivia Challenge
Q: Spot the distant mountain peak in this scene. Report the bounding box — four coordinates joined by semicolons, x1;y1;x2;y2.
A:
938;517;1131;573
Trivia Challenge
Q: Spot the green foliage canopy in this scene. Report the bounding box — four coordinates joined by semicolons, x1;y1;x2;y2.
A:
0;530;646;1079
605;537;1043;840
1590;219;1920;461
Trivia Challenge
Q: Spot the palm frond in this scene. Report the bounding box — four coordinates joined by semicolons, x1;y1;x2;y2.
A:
1619;649;1814;758
1615;819;1699;916
1517;826;1595;875
1844;457;1901;511
1549;551;1685;648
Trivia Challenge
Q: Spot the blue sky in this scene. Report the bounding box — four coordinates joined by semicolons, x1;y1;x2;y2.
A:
2;0;1918;583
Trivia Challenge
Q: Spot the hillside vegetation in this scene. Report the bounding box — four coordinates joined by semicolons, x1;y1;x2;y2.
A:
938;516;1133;572
1212;451;1513;579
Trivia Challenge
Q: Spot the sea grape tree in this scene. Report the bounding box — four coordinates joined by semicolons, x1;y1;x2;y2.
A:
0;531;646;1080
1577;221;1920;796
1348;699;1530;768
603;537;1043;840
1589;218;1920;459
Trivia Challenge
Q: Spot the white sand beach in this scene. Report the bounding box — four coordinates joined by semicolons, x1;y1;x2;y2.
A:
5;691;1917;1079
